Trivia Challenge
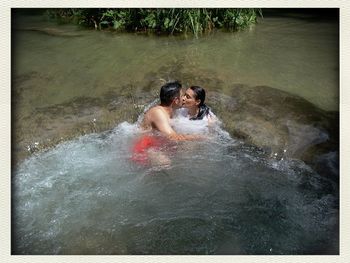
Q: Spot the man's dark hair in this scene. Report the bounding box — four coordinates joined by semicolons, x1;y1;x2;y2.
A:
160;81;182;106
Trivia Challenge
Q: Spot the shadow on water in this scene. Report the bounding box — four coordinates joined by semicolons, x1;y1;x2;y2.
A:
261;8;339;22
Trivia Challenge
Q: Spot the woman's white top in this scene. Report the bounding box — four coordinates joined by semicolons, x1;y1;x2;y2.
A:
171;108;216;134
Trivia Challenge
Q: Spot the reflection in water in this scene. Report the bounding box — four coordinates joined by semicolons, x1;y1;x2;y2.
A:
12;115;338;255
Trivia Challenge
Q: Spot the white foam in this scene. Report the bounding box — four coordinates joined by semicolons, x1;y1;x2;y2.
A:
12;109;338;255
171;108;226;137
112;121;140;136
171;114;209;134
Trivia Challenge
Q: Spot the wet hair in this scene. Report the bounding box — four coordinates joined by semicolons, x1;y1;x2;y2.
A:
189;86;210;120
189;86;206;106
160;81;182;106
190;105;210;120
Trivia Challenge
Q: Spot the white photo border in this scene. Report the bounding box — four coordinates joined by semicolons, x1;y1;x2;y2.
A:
1;1;348;262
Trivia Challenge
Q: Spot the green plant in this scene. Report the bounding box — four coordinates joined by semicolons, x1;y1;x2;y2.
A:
44;8;263;37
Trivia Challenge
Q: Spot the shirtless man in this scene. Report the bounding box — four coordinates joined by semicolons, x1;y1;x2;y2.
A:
141;80;198;141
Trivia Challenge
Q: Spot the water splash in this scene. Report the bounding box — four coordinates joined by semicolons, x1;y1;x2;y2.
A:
12;110;338;255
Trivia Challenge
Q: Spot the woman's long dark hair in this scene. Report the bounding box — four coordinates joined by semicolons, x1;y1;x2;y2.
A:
189;86;210;120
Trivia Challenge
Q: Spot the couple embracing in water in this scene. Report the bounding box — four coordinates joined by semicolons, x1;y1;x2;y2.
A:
132;80;214;165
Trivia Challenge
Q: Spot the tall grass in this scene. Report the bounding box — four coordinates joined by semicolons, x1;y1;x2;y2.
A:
45;8;262;37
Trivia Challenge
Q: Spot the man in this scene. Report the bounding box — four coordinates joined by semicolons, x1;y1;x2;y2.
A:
141;80;198;141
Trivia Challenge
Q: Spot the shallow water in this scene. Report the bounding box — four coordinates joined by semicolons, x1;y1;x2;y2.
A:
12;11;338;112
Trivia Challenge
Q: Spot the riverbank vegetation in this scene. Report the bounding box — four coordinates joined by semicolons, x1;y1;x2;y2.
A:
44;8;262;37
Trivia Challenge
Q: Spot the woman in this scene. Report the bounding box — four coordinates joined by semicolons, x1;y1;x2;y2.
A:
182;85;212;121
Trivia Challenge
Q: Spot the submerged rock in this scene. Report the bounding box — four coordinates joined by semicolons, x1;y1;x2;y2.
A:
12;83;154;164
208;85;339;180
12;62;338;182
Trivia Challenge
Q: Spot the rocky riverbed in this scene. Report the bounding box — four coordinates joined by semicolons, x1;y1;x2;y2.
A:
12;57;339;183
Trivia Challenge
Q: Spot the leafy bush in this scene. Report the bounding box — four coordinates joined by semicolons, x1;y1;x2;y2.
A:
45;8;262;37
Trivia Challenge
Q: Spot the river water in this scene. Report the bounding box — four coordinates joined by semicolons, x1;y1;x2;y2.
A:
12;10;339;255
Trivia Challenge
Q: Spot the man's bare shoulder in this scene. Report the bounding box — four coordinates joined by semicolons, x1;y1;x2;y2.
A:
145;106;167;119
141;106;166;129
147;105;163;114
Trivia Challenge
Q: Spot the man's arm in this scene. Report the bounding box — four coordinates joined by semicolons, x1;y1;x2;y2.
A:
150;108;203;141
150;108;177;136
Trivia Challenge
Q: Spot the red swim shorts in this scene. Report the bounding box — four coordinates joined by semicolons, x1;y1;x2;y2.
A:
131;135;165;164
